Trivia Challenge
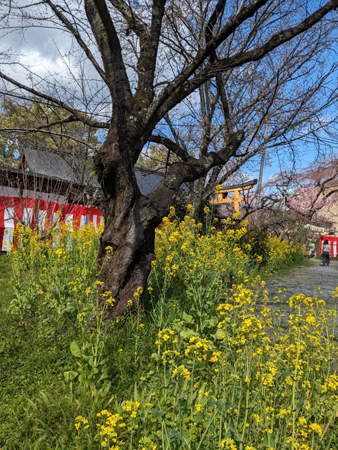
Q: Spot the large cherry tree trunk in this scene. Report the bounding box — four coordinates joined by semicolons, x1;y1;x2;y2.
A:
94;127;167;317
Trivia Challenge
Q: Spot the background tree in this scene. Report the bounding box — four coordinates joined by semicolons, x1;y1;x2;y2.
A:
286;158;338;226
0;97;100;168
1;0;338;317
137;143;174;171
150;35;338;216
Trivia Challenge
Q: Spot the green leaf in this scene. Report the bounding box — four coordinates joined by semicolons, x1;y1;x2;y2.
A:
70;341;81;357
26;398;37;410
193;412;204;423
64;371;78;382
296;396;308;411
78;373;86;384
213;329;226;340
208;317;218;327
165;427;180;440
208;397;217;408
180;329;197;339
88;356;94;367
182;312;194;324
150;408;166;420
223;401;236;413
98;372;109;382
262;432;276;447
98;382;111;398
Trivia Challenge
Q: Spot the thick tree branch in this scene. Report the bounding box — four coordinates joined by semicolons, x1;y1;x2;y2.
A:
147;130;245;211
216;73;233;135
199;83;215;157
149;134;193;162
205;0;227;44
85;0;132;108
108;0;148;36
135;0;166;104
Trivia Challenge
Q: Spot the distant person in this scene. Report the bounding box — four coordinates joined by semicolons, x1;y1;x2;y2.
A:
322;240;330;267
308;242;315;258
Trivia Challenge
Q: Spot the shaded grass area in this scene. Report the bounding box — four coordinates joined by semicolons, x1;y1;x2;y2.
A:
262;255;314;282
0;254;11;303
0;254;77;448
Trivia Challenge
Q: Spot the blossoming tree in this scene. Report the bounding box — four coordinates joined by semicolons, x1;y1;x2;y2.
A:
287;159;338;225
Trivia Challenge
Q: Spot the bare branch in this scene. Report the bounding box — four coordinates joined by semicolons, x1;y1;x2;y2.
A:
147;130;245;206
0;71;109;128
0;127;97;150
108;0;148;36
85;0;132;106
216;73;233;135
135;0;166;104
45;0;107;83
153;0;338;119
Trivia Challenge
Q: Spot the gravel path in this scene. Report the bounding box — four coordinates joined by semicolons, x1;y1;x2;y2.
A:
259;260;338;335
264;259;338;309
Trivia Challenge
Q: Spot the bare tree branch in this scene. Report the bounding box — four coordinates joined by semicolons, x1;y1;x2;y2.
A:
0;71;109;128
0;127;97;150
45;0;107;83
86;0;132;107
108;0;148;36
152;0;338;120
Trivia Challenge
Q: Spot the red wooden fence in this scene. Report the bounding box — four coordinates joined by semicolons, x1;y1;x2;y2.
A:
0;192;102;252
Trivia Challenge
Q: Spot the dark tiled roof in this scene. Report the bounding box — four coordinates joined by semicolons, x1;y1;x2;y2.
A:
23;147;76;182
21;148;171;194
135;167;164;195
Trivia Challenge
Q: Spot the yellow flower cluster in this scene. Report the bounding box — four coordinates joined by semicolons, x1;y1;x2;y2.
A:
152;209;251;287
74;415;89;431
8;221;103;318
96;410;126;448
75;277;337;448
264;236;303;273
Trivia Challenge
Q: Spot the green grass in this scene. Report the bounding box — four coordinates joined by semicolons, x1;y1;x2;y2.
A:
0;254;77;449
0;254;12;303
261;255;314;282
